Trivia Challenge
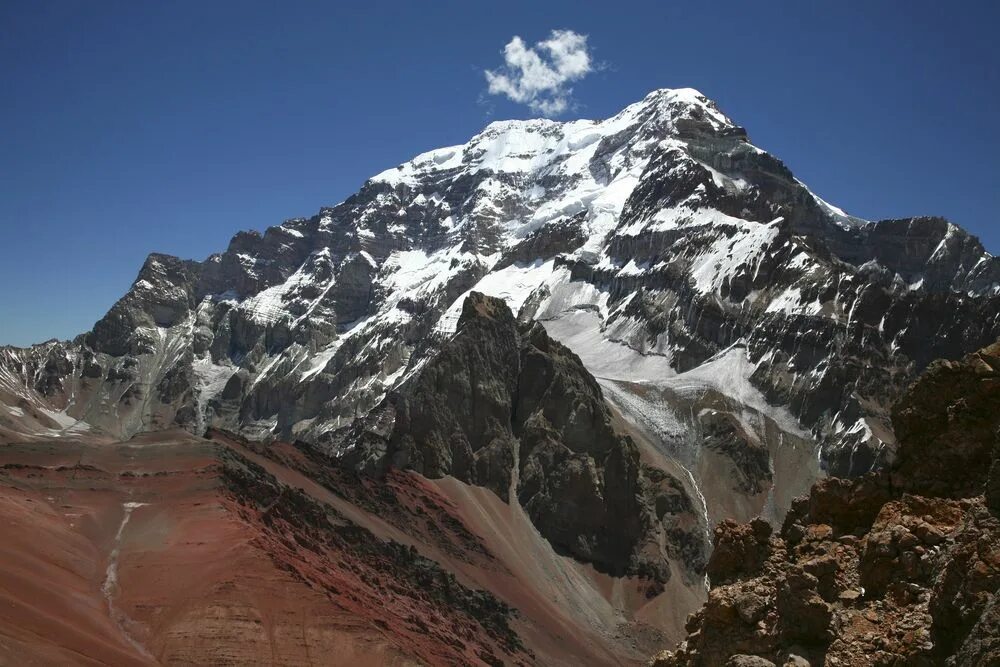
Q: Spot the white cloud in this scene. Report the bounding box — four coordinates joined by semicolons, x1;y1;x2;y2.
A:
484;29;593;116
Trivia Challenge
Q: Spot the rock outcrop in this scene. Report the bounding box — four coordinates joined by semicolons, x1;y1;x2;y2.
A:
345;292;707;584
651;341;1000;666
892;341;1000;499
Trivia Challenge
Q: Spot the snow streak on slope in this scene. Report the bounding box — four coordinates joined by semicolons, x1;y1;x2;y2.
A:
102;501;152;658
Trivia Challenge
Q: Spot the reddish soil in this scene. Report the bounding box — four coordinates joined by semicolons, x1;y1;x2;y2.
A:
0;432;427;665
0;430;691;665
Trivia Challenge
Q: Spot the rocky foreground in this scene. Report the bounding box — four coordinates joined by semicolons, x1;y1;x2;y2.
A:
651;342;1000;666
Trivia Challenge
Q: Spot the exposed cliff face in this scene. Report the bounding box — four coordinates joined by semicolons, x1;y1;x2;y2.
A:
650;341;1000;666
343;292;708;585
4;89;998;490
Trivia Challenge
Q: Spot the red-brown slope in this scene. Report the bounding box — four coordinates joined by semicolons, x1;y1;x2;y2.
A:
0;432;514;665
0;482;149;666
213;430;690;665
1;428;688;665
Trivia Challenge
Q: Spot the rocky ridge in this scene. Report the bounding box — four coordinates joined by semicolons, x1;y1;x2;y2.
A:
342;291;708;584
649;341;1000;666
218;445;530;666
3;87;1000;611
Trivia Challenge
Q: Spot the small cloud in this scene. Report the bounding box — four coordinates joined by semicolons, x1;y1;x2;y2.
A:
484;29;593;116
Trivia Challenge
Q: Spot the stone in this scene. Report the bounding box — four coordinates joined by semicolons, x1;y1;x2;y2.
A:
726;655;777;667
707;517;774;585
777;569;833;643
782;655;810;667
893;342;1000;499
646;340;1000;667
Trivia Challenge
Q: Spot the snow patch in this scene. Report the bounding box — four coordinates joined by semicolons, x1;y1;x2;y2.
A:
435;259;557;333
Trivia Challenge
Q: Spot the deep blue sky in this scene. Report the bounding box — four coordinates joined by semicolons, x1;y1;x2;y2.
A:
2;1;997;346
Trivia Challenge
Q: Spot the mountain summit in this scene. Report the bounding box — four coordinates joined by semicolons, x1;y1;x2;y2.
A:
3;85;999;520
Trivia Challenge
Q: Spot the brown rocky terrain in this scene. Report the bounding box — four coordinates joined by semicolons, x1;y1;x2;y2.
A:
650;342;1000;666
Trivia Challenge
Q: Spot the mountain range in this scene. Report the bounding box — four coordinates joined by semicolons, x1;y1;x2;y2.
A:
1;88;998;665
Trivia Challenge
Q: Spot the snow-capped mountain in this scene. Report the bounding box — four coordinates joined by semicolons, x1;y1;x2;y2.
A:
3;87;1000;530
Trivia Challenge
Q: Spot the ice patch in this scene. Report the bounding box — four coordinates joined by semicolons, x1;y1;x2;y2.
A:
38;406;81;429
542;310;678;383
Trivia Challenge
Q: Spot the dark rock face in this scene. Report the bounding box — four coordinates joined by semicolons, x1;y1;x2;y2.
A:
929;501;1000;662
862;216;1000;293
951;595;1000;666
892;341;1000;498
651;339;1000;666
381;292;522;497
858;494;961;596
348;293;706;583
87;254;202;356
776;567;834;644
700;412;772;495
780;473;894;542
330;252;376;325
494;214;587;270
515;316;665;578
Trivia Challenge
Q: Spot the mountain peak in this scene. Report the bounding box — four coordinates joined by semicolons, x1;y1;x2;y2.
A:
636;86;712;109
627;86;736;131
4;76;1000;665
4;80;999;519
369;87;742;192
